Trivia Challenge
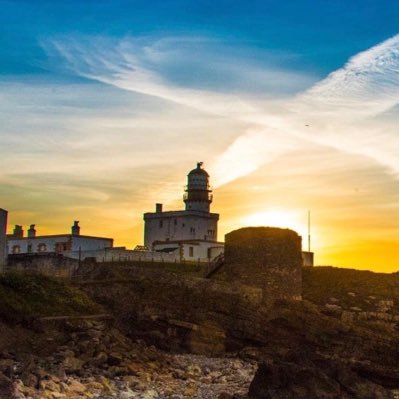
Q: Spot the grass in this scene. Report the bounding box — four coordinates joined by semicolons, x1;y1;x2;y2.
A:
0;272;101;322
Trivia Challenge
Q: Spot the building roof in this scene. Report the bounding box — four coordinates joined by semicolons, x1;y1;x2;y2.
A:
188;162;209;177
144;210;219;219
6;234;113;242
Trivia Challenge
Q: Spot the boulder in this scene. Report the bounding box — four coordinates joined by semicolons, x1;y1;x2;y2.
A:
248;360;393;399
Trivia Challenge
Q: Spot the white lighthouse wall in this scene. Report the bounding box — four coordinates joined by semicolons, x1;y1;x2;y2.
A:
180;242;224;262
153;241;224;262
144;211;218;248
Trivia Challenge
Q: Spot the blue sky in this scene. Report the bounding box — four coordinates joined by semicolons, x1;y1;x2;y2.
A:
1;1;399;271
2;0;398;77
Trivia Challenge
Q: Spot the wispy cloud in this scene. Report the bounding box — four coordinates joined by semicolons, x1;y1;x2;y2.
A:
40;36;316;185
298;34;399;118
42;34;399;189
285;34;399;175
212;34;399;184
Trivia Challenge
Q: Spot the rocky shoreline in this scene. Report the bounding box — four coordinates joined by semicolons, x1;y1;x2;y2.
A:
2;319;256;399
0;267;398;399
3;314;399;399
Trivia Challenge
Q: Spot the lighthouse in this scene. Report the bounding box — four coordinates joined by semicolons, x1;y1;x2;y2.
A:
143;162;223;262
184;162;213;212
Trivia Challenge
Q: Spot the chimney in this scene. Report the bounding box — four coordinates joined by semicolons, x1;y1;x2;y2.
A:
156;203;163;213
27;224;36;238
13;225;24;238
71;221;80;236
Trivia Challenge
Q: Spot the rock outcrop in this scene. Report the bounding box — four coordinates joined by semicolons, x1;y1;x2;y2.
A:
248;358;395;399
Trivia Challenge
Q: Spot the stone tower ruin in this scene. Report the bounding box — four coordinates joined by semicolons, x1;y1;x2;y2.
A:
223;227;302;303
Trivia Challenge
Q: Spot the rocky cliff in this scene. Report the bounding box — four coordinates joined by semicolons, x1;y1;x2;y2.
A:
76;263;399;398
0;257;398;398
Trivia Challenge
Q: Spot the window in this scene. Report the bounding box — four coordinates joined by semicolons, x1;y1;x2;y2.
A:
37;243;47;252
56;242;68;253
159;220;163;228
27;244;32;253
189;246;194;257
174;219;177;225
12;245;21;254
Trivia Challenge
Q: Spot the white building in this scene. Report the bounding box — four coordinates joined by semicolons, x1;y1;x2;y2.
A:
143;162;224;262
6;221;113;256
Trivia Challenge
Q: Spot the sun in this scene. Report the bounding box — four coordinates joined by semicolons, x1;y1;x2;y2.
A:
241;210;306;237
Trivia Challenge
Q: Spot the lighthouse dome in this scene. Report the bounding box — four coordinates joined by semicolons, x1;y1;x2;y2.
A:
188;162;209;177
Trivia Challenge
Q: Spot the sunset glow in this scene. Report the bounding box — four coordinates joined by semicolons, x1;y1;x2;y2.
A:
1;2;399;272
241;211;304;235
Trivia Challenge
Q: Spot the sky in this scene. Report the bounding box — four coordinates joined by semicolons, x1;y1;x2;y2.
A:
1;1;399;272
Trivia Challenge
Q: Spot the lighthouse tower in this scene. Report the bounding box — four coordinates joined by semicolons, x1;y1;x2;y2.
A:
184;162;213;212
143;162;223;261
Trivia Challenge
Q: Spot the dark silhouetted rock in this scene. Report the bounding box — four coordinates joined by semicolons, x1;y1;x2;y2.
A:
248;360;393;399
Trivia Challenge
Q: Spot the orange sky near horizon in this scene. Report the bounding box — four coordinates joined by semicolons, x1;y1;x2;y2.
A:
4;149;399;274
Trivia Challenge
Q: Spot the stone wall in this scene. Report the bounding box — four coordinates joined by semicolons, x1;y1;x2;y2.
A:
64;247;178;264
7;254;79;278
223;227;303;302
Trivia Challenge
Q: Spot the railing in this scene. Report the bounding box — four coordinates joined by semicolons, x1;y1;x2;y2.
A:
1;253;222;281
205;253;225;278
183;192;213;202
184;184;212;191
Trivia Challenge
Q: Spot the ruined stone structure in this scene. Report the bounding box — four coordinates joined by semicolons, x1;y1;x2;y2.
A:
223;227;303;301
0;209;8;268
144;163;223;262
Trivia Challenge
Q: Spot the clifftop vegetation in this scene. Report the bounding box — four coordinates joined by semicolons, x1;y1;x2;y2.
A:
0;272;101;322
